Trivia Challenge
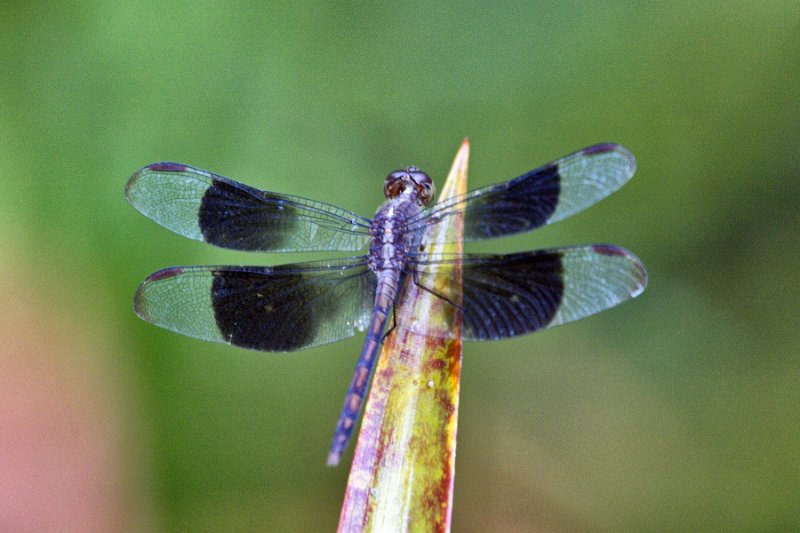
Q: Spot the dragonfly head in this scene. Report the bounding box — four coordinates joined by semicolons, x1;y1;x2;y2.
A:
383;166;436;206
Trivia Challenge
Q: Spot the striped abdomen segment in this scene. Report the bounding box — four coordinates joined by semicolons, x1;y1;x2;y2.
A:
327;271;400;466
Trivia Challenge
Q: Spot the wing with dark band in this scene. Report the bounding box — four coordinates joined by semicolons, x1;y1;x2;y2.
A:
407;244;647;341
406;143;636;241
126;163;372;252
133;257;376;351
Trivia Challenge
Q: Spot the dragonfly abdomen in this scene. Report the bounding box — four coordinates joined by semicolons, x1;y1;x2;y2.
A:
327;272;401;466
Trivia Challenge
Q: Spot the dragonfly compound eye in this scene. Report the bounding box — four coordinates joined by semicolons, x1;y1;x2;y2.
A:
383;170;408;198
407;168;435;205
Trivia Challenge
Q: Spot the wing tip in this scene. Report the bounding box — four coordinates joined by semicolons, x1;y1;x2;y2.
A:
145;266;186;282
125;162;191;201
582;142;636;177
145;162;190;173
133;267;187;320
124;169;143;202
581;142;620;155
591;243;629;257
592;244;648;296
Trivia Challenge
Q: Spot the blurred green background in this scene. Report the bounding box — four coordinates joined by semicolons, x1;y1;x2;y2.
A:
1;2;798;531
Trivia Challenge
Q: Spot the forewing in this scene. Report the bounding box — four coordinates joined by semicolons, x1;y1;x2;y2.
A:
407;245;646;340
126;162;372;252
133;257;376;351
407;144;636;240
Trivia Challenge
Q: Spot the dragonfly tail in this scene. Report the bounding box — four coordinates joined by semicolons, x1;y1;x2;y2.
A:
327;303;391;466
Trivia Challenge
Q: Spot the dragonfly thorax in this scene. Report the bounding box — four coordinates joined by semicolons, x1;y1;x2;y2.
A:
367;194;426;274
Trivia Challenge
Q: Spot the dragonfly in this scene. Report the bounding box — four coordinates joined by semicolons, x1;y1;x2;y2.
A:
126;143;647;466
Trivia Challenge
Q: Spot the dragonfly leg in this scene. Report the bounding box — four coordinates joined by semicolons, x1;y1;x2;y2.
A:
381;308;398;344
411;268;464;311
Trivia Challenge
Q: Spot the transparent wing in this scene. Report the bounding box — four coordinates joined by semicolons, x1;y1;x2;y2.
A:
406;144;636;241
133;256;376;351
406;244;647;340
126;162;372;252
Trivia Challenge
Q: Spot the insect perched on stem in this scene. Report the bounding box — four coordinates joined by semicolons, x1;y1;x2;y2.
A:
126;143;647;465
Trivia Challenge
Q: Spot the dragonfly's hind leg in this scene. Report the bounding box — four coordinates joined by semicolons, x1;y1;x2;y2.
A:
381;309;397;344
410;268;464;311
